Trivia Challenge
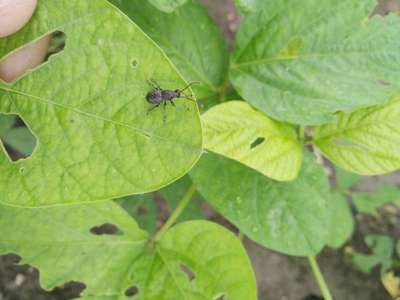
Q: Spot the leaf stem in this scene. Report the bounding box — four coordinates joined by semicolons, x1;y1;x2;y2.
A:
154;184;197;241
308;256;333;300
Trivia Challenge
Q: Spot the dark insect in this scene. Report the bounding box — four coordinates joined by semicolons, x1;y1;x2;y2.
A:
146;79;199;121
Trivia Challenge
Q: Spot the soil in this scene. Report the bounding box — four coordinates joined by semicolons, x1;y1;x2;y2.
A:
1;1;400;300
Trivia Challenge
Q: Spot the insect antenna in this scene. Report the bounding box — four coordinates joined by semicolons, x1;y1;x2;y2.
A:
179;81;200;93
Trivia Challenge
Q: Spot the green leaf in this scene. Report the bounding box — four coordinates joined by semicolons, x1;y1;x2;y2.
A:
326;193;354;248
313;96;400;175
161;175;204;222
233;0;260;15
190;151;330;256
0;202;257;299
111;0;229;108
202;101;302;181
352;235;393;274
147;0;187;13
0;0;202;207
335;166;361;191
115;194;157;234
352;185;400;215
0;114;16;136
231;0;400;125
2;127;36;156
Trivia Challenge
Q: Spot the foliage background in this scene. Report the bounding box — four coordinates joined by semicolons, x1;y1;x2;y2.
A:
0;0;400;300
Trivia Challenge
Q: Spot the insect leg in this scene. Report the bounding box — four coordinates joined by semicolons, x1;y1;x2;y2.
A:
147;103;160;114
146;79;162;90
162;101;167;123
170;100;176;107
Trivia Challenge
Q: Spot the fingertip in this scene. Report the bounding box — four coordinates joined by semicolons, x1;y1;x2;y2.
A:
0;0;37;38
0;34;50;83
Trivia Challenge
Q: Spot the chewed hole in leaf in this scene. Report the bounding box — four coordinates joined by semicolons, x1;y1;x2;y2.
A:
0;254;86;299
125;285;139;297
0;31;66;84
90;223;124;235
333;139;370;152
0;113;37;162
250;137;265;149
46;31;66;59
136;205;148;216
179;264;195;281
50;281;86;299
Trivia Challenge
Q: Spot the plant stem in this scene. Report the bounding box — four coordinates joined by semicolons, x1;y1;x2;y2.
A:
308;256;333;300
154;184;197;241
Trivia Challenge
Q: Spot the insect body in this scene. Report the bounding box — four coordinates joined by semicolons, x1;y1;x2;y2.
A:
146;80;198;121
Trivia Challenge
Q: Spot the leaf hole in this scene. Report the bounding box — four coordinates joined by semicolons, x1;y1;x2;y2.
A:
0;31;66;84
46;31;66;59
179;264;196;281
0;253;86;299
0;113;37;162
250;137;265;149
50;281;86;299
90;223;124;235
125;285;139;297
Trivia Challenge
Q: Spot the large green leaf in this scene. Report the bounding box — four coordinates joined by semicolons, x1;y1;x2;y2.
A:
0;0;202;207
231;0;400;125
202;101;302;181
313;96;400;175
190;151;330;256
111;0;229;109
147;0;187;13
0;201;257;300
325;193;354;248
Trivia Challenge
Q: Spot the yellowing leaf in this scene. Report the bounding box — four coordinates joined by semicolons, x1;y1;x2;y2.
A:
313;95;400;175
202;101;302;181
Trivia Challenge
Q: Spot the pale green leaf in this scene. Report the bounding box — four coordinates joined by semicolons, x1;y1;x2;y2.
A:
0;201;257;300
313;96;400;175
352;185;400;215
202;101;303;181
231;0;400;125
0;0;202;207
326;193;354;248
147;0;187;13
112;0;229;108
190;151;330;256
